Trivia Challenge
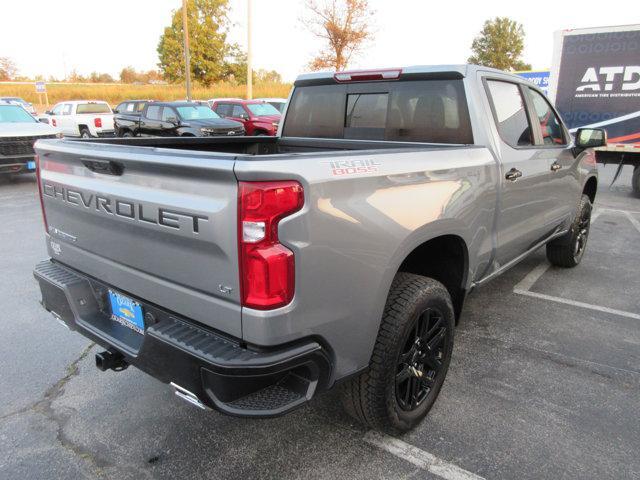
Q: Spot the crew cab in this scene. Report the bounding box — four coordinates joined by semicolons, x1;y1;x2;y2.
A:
33;65;602;433
114;101;245;137
113;100;153;137
41;101;114;138
211;99;281;135
0;101;60;177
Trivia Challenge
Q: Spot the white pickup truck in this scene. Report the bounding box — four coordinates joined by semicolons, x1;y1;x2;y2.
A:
41;100;115;138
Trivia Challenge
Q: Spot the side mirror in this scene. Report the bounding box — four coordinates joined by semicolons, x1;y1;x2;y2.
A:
575;128;607;149
166;117;178;124
239;113;249;120
44;110;53;115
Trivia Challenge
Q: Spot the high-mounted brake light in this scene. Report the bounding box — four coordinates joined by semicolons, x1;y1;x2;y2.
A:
334;68;402;83
238;181;304;310
35;155;49;233
94;117;102;128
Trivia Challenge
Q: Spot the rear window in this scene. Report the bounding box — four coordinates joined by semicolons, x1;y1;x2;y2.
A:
283;79;473;144
76;103;112;114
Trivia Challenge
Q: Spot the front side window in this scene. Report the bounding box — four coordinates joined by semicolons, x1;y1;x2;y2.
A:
232;105;247;117
62;104;73;115
486;80;532;147
162;107;178;121
528;88;565;145
146;105;162;120
176;105;219;120
51;104;64;115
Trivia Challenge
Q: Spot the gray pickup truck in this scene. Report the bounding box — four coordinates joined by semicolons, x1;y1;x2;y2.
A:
33;65;603;433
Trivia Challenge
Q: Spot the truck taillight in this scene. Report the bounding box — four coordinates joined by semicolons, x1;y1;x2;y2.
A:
35;155;49;232
238;181;304;310
94;117;102;128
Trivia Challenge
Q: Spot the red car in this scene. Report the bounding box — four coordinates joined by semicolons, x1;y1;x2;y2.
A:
210;99;281;136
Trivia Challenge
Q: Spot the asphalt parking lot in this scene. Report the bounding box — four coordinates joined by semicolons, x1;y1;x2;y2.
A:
1;165;639;480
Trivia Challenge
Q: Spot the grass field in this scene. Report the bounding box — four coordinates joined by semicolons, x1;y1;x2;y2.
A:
0;82;292;111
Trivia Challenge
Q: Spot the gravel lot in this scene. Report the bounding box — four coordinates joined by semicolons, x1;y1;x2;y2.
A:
1;165;639;480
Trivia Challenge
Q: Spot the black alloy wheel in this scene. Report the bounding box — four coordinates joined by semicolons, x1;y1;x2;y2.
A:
396;307;450;411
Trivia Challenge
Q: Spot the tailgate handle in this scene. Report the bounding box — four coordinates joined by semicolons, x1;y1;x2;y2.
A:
81;158;124;176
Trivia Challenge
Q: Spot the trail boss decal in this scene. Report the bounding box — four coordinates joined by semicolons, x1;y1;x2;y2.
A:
324;159;381;176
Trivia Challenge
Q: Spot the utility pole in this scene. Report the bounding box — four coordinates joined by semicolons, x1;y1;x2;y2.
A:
246;0;253;99
182;0;192;101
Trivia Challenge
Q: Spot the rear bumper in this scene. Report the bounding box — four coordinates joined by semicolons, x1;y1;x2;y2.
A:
33;259;332;417
95;130;116;138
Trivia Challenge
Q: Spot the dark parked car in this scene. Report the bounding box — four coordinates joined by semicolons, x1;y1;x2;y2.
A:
114;102;245;137
114;100;154;137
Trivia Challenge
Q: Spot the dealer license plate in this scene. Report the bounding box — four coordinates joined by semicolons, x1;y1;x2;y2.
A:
108;290;144;334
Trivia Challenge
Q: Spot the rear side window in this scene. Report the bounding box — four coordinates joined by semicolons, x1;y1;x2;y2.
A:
146;105;162;120
486;80;532;147
76;103;111;114
283;79;473;144
528;88;566;145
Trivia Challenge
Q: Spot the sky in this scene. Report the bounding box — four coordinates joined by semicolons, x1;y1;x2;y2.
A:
1;0;636;82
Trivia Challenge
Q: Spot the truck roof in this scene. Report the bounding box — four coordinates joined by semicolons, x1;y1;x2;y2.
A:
294;64;514;84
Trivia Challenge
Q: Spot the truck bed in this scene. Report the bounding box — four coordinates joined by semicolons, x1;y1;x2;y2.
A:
69;135;471;155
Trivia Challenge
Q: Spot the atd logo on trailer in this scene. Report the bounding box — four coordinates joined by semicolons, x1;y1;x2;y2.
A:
576;66;640;93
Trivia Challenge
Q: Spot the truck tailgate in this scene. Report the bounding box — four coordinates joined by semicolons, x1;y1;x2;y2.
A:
35;140;242;337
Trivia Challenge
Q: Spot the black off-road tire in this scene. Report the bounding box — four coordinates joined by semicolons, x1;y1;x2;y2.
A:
546;194;592;268
632;166;640;198
80;128;91;139
341;273;455;433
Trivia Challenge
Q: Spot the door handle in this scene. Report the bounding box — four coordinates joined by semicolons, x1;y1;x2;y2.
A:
505;168;522;181
550;162;562;172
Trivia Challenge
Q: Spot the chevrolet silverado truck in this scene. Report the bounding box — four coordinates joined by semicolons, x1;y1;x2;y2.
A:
114;101;245;137
41;100;115;138
33;65;602;433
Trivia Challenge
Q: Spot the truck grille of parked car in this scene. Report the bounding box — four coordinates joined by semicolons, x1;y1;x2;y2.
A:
0;135;57;156
201;127;245;136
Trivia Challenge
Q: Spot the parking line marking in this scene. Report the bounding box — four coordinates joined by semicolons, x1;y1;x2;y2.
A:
363;431;485;480
512;207;640;320
513;208;603;293
624;211;640;234
513;289;640;320
513;261;550;291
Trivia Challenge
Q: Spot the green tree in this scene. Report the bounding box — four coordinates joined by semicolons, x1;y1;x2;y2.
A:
157;0;240;86
468;17;531;71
